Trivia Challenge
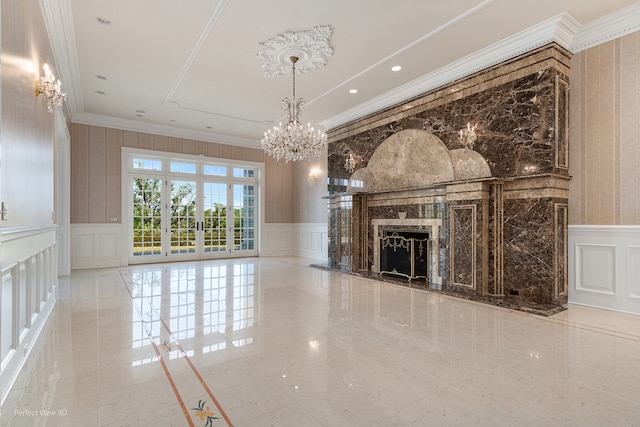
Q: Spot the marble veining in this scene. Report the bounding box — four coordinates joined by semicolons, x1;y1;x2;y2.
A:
325;44;571;311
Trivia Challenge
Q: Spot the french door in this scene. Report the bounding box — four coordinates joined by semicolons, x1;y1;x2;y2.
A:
128;153;258;264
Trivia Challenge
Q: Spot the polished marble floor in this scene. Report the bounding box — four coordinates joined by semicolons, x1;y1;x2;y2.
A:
2;256;640;426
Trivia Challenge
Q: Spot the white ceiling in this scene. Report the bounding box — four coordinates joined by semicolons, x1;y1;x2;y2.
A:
42;0;640;149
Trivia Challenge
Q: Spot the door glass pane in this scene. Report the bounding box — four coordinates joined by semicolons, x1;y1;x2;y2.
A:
233;168;255;178
132;178;162;256
233;184;255;251
170;180;197;254
203;182;227;252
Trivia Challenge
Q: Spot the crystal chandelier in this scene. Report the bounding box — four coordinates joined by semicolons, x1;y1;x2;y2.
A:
35;63;66;113
261;56;327;162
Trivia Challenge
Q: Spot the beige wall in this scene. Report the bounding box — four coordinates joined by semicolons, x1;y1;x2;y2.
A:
569;32;640;225
69;124;310;224
291;149;328;224
1;0;56;229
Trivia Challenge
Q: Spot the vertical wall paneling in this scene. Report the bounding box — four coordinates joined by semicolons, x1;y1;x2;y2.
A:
71;124;90;223
0;241;57;406
570;33;640;225
106;128;122;222
568;32;640;313
88;126;107;223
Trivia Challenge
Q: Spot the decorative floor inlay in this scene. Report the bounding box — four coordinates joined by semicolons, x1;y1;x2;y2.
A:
192;400;221;426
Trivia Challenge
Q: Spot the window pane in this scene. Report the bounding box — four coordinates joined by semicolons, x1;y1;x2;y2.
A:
170;162;197;174
203;165;227;176
133;158;162;171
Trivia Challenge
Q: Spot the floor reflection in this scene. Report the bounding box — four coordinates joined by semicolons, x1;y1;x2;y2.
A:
3;257;640;426
126;262;257;367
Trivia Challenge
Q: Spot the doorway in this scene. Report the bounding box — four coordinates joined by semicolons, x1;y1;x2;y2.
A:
125;150;259;264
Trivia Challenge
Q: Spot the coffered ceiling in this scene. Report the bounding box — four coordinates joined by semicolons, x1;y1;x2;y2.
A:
41;0;640;148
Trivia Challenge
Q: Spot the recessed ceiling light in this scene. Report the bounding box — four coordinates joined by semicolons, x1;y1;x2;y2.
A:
97;17;111;25
391;65;402;72
95;75;107;80
349;89;358;94
95;90;106;95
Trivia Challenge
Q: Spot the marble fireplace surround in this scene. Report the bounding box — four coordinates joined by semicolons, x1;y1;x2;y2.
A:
325;44;571;313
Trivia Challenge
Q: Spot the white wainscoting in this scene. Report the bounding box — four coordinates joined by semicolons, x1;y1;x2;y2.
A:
70;223;328;269
261;223;328;261
0;226;57;406
569;225;640;315
71;224;123;270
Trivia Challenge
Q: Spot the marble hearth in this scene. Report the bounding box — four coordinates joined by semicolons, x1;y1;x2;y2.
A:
325;44;571;314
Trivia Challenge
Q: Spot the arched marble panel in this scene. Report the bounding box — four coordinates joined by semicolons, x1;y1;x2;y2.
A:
449;148;492;181
347;129;492;192
348;129;454;192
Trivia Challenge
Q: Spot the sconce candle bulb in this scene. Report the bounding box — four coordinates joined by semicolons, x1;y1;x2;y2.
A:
35;63;66;113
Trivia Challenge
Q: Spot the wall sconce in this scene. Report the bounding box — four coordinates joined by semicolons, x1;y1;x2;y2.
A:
344;152;360;173
308;167;321;184
458;122;477;150
35;63;66;113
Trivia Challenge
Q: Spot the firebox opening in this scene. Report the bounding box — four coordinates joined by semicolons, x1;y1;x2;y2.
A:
379;231;429;282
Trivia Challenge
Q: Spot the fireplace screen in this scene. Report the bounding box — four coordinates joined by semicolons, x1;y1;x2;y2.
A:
379;232;428;281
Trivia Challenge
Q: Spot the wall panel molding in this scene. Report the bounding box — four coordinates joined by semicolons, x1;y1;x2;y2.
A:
70;223;326;269
71;224;123;269
261;223;327;261
0;236;57;406
569;225;640;314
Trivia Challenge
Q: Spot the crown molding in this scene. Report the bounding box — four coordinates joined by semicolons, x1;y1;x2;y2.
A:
322;13;580;131
570;2;640;52
72;113;261;149
39;0;83;116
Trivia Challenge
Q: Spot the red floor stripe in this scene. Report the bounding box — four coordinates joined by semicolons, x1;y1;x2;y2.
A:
160;318;234;427
121;278;195;426
151;341;195;427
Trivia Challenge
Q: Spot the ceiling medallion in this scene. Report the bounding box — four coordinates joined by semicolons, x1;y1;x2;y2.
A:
257;25;333;78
